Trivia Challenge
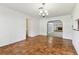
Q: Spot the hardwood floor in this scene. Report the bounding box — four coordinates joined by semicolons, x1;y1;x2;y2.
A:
0;35;77;55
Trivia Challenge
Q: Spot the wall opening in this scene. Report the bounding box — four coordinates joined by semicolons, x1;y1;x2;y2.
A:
47;20;63;38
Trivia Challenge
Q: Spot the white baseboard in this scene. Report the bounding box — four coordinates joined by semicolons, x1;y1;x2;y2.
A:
0;38;25;47
72;40;79;54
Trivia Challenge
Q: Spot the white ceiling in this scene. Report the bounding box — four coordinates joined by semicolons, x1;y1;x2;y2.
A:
0;3;76;18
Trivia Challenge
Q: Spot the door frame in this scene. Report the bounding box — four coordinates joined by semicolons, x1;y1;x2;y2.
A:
26;18;28;38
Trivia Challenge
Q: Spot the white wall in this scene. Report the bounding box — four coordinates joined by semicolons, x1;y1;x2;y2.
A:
72;4;79;54
48;23;54;33
28;17;40;37
40;15;73;39
0;6;26;47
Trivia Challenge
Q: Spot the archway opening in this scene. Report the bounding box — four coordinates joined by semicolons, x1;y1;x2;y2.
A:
47;20;63;38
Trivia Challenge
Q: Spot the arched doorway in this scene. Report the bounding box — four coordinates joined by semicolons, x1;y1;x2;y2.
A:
47;20;63;38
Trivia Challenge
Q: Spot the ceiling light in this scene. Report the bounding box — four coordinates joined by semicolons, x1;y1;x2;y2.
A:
39;3;48;18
